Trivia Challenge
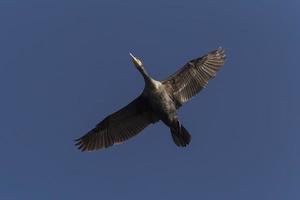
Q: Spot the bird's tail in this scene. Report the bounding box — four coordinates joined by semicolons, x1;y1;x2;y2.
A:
170;121;191;147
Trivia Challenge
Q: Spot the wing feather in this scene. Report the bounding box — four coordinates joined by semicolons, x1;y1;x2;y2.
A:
163;47;226;107
75;95;158;151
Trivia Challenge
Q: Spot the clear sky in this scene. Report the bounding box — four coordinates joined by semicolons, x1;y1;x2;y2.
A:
0;0;299;199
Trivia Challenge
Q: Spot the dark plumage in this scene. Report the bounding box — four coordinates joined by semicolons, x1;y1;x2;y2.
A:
75;47;226;151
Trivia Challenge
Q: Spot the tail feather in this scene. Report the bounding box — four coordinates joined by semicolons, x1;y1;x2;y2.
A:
171;121;191;147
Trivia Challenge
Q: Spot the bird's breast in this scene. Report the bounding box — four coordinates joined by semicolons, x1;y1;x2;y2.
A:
143;85;177;122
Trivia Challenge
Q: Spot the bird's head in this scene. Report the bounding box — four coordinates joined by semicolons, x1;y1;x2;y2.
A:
129;53;144;69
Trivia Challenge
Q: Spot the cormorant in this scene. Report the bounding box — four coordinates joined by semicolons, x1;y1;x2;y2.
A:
75;47;226;151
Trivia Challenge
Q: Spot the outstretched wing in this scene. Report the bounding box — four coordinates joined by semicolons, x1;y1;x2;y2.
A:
75;95;158;151
163;47;226;108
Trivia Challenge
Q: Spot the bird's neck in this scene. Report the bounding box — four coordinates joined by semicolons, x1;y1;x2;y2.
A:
139;66;151;81
138;66;157;88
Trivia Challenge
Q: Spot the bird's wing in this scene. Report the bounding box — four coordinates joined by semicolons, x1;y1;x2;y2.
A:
162;47;225;108
75;95;158;151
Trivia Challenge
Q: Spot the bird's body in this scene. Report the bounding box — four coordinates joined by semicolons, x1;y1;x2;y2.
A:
143;79;177;127
75;48;226;151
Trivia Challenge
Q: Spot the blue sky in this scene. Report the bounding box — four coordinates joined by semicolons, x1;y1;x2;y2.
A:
0;0;299;199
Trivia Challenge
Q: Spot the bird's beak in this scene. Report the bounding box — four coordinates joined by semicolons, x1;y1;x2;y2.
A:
129;52;135;59
129;52;140;66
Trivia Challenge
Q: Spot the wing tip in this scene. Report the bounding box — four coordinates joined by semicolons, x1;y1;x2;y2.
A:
74;137;91;152
216;47;226;60
74;137;110;152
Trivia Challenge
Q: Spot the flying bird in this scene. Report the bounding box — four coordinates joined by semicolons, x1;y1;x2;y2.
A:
75;47;226;151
